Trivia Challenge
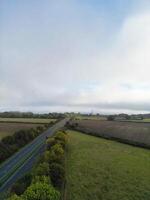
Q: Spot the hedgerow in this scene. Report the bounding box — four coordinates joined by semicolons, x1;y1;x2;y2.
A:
8;130;68;200
0;125;50;164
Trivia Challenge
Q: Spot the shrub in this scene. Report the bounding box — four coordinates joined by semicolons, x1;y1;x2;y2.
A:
46;138;57;150
2;136;15;145
51;144;64;156
42;150;51;163
8;194;23;200
33;162;49;177
32;176;51;184
11;174;32;195
54;131;67;144
48;144;65;164
49;163;65;189
22;180;60;200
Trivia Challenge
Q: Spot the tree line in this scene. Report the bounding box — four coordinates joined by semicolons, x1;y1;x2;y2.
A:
0;123;53;164
0;112;65;119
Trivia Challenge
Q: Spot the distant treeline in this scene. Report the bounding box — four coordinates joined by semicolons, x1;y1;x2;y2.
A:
0;112;65;119
107;113;150;121
1;111;150;120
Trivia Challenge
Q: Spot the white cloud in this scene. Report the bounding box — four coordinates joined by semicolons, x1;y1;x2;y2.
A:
1;1;150;113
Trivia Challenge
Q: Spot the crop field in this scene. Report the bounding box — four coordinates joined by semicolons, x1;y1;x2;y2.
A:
65;130;150;200
0;122;45;140
71;119;150;148
0;118;56;124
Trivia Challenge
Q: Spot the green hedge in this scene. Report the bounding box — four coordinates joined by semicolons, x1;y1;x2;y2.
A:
8;130;68;200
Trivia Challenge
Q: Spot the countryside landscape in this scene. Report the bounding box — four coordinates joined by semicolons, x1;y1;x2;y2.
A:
1;0;150;200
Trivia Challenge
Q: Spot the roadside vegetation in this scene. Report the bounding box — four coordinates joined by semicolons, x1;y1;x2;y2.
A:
6;130;68;200
0;123;46;140
0;122;54;163
66;130;150;200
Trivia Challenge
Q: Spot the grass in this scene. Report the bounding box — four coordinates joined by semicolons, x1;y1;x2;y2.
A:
0;132;12;140
124;118;150;123
0;118;56;124
0;122;45;140
65;130;150;200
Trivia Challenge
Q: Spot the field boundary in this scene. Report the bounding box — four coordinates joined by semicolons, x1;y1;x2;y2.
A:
0;121;51;125
70;126;150;150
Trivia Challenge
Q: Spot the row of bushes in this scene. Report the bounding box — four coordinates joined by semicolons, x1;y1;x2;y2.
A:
0;122;54;164
7;130;68;200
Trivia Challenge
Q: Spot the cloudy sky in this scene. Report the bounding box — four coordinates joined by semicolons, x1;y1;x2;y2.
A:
1;0;150;114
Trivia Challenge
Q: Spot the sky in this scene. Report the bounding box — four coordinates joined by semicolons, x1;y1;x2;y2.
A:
1;0;150;114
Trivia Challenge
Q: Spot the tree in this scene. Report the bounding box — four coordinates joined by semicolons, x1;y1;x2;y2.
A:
11;173;32;195
107;115;115;121
33;162;49;177
22;180;60;200
8;194;23;200
46;138;57;150
49;163;65;188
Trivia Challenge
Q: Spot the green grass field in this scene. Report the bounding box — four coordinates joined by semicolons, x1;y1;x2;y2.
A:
66;130;150;200
0;118;56;124
130;118;150;123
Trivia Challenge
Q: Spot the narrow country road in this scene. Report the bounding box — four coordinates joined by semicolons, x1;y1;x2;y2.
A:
0;118;68;193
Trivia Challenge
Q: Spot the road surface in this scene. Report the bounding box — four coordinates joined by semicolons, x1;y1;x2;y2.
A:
0;118;68;193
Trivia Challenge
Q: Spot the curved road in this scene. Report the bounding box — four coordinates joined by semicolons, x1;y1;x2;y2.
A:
0;118;68;193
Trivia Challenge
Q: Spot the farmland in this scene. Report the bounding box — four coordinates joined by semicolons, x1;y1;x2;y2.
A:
75;116;106;121
0;122;46;140
70;119;150;148
66;130;150;200
0;118;56;140
0;118;56;124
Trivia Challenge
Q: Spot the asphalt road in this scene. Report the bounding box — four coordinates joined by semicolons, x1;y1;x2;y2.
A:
0;118;68;193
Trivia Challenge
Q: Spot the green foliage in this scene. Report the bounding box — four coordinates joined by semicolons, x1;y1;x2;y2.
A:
11;174;32;195
49;163;65;189
8;194;23;200
46;138;57;150
22;180;60;200
42;150;51;163
51;144;64;156
54;131;67;148
32;176;51;184
49;144;64;164
8;131;68;199
2;136;15;145
33;162;49;177
0;126;45;163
